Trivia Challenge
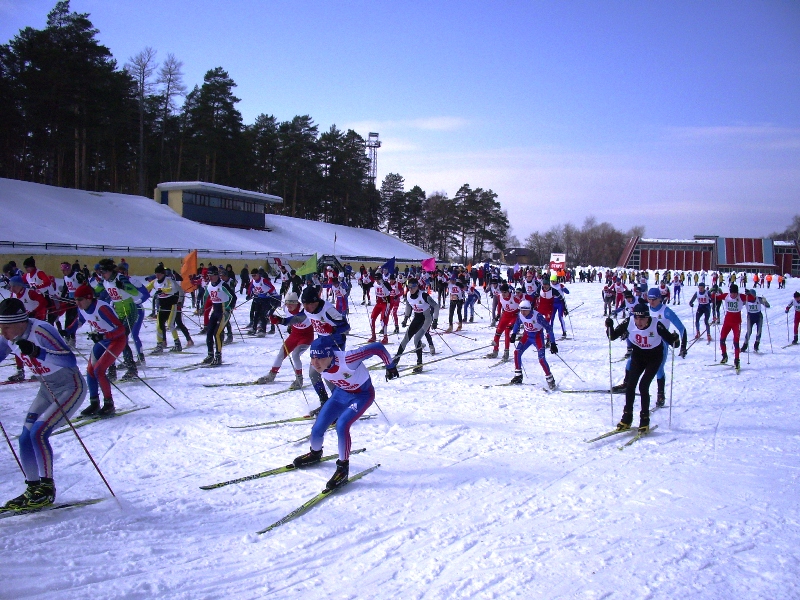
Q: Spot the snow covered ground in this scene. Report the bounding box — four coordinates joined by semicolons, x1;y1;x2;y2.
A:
0;282;799;599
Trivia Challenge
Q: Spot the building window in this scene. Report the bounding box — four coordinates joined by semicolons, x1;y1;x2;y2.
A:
182;191;265;214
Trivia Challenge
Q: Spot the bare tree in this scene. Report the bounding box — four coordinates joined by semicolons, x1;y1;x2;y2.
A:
156;53;186;181
125;47;158;195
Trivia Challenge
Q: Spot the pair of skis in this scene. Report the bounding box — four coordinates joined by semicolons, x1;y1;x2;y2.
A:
52;405;151;436
0;498;104;520
585;424;659;449
199;447;379;534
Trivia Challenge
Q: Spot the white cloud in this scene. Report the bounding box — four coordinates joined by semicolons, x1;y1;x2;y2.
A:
344;116;469;135
665;125;800;150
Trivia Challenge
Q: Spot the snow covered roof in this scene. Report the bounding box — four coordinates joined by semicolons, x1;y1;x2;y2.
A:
639;238;715;245
774;240;798;247
155;181;282;205
0;178;432;262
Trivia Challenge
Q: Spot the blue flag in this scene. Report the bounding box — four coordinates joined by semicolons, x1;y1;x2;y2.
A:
380;257;395;276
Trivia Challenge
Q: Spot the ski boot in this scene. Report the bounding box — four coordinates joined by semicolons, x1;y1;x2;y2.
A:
107;364;117;382
170;340;182;353
211;352;222;366
429;344;436;356
546;374;556;391
326;459;349;490
740;342;748;353
7;369;24;383
623;347;632;359
258;371;278;384
293;448;323;468
80;397;101;417
393;327;400;335
199;326;208;335
792;336;798;345
289;374;304;390
694;331;701;340
120;366;138;382
510;372;523;385
490;319;497;328
445;324;453;333
616;411;633;431
707;334;713;343
456;323;462;332
224;334;233;345
4;478;55;510
151;342;165;355
611;376;628;393
656;379;666;407
412;363;423;374
754;341;760;352
720;354;728;364
469;316;474;323
97;398;115;417
268;324;276;335
380;335;389;345
256;329;266;338
201;354;214;365
185;338;194;348
485;348;498;359
367;334;376;343
502;348;509;362
137;353;147;366
734;358;740;371
637;412;650;434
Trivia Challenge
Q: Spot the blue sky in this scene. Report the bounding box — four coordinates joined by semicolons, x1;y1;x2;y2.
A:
2;0;799;240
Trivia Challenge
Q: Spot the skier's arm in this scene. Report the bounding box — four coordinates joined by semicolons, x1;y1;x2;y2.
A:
423;293;440;320
657;322;680;347
345;342;393;368
537;313;556;344
606;318;629;341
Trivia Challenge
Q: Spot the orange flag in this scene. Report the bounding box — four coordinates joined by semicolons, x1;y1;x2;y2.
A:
181;249;198;293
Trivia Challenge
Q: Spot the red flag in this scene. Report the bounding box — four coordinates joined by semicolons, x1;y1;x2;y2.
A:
274;257;283;267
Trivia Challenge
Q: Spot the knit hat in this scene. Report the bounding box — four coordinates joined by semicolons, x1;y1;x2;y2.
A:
0;298;29;324
74;284;95;300
8;276;27;289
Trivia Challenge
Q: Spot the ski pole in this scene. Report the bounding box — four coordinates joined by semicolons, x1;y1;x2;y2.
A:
607;334;614;426
430;327;455;354
788;311;791;344
567;311;575;339
0;418;24;475
554;352;584;382
765;306;773;353
229;307;246;343
669;345;675;429
274;321;310;408
39;376;116;498
72;344;136;406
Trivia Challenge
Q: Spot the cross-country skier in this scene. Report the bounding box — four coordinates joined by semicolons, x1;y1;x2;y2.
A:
299;286;351;415
262;292;313;388
0;298;86;510
6;276;47;383
291;336;394;490
741;289;770;352
486;283;522;361
606;303;680;433
368;272;392;344
68;284;126;417
785;291;800;345
147;265;181;353
688;282;713;342
200;266;233;366
445;273;465;332
389;277;438;373
95;259;141;381
716;283;746;369
509;300;557;389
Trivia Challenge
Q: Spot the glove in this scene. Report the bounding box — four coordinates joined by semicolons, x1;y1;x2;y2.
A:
477;298;481;304
689;303;694;308
787;308;791;313
563;309;569;316
88;332;104;343
402;319;408;328
510;333;517;344
605;317;614;328
270;315;281;325
550;341;558;354
671;336;681;348
16;339;40;359
385;365;399;381
431;319;438;330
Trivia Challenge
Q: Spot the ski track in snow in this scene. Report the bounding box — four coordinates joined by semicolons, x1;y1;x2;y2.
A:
0;285;799;598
